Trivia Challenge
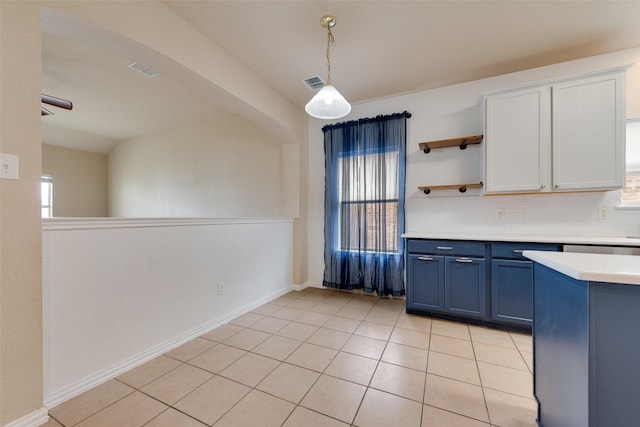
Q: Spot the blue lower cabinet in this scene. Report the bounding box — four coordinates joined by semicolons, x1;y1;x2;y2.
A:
491;259;533;326
406;239;560;328
407;251;486;319
445;257;486;318
407;254;445;312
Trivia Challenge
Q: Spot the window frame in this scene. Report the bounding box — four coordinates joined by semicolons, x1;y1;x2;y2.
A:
336;148;401;254
41;175;53;218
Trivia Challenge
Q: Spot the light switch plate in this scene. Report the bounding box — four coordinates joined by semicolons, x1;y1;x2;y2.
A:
0;153;19;180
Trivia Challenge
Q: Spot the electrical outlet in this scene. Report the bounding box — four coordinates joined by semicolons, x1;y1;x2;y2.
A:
597;205;608;220
217;282;225;296
496;208;505;218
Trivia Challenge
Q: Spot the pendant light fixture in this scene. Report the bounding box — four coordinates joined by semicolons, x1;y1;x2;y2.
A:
305;15;351;120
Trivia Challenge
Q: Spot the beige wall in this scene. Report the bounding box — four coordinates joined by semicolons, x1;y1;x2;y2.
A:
0;1;45;425
108;115;284;217
42;144;108;217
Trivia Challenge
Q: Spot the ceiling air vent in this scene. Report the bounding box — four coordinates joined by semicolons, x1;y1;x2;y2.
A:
128;62;159;78
303;75;325;91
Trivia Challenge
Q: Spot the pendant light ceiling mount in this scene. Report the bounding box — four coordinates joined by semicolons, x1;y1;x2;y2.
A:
320;15;336;29
305;15;352;120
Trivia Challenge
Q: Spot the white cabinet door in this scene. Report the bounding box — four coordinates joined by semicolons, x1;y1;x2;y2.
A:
485;86;551;193
552;72;625;190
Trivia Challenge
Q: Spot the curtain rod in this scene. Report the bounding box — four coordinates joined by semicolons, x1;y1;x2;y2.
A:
322;110;411;132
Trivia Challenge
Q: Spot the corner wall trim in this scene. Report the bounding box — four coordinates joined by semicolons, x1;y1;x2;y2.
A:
291;282;311;291
4;407;49;427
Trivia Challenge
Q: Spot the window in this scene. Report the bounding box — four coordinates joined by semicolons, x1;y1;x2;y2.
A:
338;151;399;252
41;175;53;218
621;118;640;206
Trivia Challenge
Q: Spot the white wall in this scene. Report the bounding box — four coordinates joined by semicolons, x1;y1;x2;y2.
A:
42;217;294;407
109;115;284;217
307;47;640;285
45;1;305;145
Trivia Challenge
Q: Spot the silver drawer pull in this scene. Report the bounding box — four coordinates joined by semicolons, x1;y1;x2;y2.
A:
436;246;453;250
456;258;473;263
512;250;524;254
418;256;434;261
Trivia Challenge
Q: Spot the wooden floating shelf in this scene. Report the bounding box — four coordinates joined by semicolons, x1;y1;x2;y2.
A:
419;182;483;195
419;135;483;153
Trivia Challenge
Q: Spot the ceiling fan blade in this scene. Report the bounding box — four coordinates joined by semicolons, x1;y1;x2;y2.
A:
41;107;54;116
41;94;72;110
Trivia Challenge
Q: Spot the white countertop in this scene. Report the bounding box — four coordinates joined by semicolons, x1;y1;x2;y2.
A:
523;250;640;285
401;232;640;247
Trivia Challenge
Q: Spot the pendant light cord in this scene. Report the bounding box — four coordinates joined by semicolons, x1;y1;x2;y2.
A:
326;25;335;84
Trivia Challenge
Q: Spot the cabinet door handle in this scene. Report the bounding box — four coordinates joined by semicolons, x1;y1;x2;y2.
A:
418;256;434;261
436;246;453;250
456;258;473;263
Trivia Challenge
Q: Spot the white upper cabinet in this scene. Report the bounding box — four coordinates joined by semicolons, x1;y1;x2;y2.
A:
483;66;627;195
485;86;551;193
552;73;625;190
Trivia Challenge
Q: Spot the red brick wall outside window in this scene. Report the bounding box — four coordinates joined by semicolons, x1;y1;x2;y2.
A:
622;119;640;206
621;175;640;204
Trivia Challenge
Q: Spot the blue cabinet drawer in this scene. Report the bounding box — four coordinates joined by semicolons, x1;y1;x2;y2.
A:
491;242;562;260
407;240;486;257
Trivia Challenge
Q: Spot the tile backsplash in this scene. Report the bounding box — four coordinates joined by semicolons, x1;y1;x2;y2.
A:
406;190;640;238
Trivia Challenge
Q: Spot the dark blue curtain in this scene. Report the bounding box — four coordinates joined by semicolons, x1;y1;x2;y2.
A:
322;112;409;297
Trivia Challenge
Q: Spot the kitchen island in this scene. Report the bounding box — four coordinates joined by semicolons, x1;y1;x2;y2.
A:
523;251;640;427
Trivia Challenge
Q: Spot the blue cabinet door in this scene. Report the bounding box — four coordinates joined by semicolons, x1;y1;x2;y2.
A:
491;259;533;326
407;254;445;312
445;257;486;318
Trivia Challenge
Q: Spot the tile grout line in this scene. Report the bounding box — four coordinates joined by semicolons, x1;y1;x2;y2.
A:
419;317;434;427
470;330;493;426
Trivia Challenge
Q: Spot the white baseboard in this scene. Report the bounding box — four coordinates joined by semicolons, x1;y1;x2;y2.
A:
5;407;49;427
44;286;292;408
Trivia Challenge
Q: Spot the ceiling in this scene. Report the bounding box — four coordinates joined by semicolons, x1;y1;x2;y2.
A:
41;1;640;154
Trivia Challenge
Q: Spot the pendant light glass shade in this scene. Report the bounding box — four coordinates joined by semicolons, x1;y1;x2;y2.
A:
306;15;351;120
305;84;351;119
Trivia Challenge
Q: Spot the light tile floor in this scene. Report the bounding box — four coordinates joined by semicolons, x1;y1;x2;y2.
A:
45;287;536;427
